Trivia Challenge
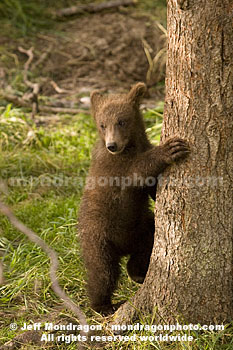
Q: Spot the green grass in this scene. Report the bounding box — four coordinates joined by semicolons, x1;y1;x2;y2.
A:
0;105;232;349
0;0;104;37
0;105;160;348
144;101;164;144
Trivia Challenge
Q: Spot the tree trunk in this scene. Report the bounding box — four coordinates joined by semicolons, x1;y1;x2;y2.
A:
114;0;233;324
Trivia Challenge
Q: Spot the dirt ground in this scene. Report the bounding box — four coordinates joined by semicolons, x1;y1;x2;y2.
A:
0;7;167;108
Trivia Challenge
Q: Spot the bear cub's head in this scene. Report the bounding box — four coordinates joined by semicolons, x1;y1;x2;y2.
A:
91;83;146;155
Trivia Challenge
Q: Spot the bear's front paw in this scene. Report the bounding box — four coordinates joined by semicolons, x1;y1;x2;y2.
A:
162;138;190;164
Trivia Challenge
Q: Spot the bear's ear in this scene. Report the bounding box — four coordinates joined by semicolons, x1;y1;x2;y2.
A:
90;91;104;114
127;82;147;105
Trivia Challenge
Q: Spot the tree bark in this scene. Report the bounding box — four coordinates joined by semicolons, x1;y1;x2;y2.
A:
113;0;233;324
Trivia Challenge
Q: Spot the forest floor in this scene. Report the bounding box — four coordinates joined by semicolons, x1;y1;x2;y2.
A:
0;2;167;114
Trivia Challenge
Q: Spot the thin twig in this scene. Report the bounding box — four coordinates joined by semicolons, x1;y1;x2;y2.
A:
0;201;88;329
18;46;34;73
152;47;167;67
18;46;40;117
50;80;70;94
31;45;53;71
156;22;167;36
40;105;88;114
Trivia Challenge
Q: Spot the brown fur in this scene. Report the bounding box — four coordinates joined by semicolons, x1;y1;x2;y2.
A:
78;83;189;315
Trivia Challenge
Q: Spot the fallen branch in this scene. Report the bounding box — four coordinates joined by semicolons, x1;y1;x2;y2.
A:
18;46;40;117
40;105;88;114
55;0;136;18
18;46;34;74
50;80;70;94
0;92;29;108
0;200;88;333
0;91;89;114
31;45;53;71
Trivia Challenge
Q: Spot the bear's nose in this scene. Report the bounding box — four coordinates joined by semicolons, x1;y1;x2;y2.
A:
107;142;117;153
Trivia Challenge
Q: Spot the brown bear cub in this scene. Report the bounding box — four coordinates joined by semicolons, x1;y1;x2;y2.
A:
78;83;189;315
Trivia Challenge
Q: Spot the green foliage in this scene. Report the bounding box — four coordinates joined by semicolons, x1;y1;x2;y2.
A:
144;101;164;144
0;0;51;35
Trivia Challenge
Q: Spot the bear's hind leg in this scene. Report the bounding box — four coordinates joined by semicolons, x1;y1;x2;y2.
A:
127;216;154;284
83;241;120;315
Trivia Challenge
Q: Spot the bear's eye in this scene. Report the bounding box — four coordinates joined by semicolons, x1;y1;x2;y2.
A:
118;120;126;127
100;123;106;130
